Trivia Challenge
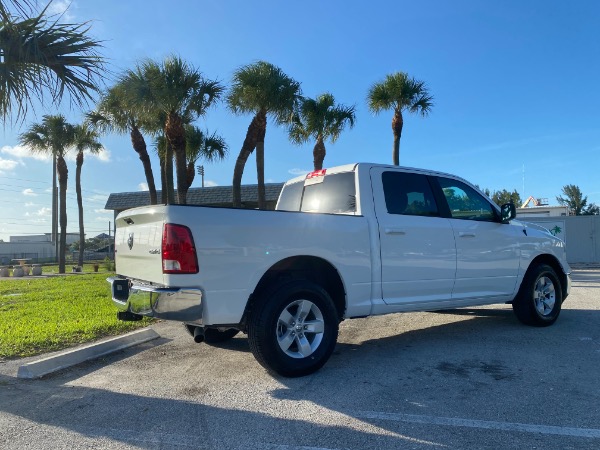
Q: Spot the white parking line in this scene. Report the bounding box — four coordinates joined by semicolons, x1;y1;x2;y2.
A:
356;411;600;439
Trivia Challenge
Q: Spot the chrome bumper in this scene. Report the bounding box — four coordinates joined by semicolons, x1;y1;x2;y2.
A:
107;277;203;323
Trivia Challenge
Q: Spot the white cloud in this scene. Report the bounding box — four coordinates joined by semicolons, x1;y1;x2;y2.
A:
1;145;51;161
0;158;19;171
288;168;309;176
204;180;218;187
94;148;111;162
94;209;112;214
47;0;76;21
25;202;35;207
35;207;52;217
22;189;37;197
138;182;149;191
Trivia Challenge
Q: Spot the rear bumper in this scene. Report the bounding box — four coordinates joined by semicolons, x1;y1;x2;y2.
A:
108;277;203;323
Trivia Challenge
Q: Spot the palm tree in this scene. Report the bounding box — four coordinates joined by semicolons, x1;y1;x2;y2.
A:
132;57;223;205
72;122;102;267
0;3;104;123
289;93;356;170
227;61;301;208
19;115;74;273
367;72;433;165
87;82;159;205
184;125;228;189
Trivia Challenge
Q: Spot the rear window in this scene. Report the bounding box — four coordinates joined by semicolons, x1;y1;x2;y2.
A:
276;172;357;214
276;180;304;211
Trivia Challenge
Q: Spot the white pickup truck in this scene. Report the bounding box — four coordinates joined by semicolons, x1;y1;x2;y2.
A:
109;163;571;377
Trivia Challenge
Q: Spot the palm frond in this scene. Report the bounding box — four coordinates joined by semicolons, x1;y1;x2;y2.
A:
0;8;105;122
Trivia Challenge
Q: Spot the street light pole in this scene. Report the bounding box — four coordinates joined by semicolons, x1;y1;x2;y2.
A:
197;165;205;188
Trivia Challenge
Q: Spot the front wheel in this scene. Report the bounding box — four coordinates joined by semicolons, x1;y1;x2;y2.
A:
248;280;339;377
513;264;563;327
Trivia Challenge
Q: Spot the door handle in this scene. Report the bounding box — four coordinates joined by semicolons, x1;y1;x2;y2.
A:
385;228;406;235
458;232;476;238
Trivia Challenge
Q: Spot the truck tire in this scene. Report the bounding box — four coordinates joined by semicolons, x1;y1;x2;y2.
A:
248;280;339;377
512;263;562;327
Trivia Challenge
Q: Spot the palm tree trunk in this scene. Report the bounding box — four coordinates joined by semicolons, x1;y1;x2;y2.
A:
232;110;266;208
76;151;85;267
254;109;268;210
57;155;68;274
165;141;175;204
130;126;157;205
186;162;195;190
392;109;403;166
166;113;188;205
313;136;326;171
159;153;167;203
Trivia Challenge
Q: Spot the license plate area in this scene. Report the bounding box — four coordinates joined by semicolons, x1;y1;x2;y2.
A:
112;278;130;302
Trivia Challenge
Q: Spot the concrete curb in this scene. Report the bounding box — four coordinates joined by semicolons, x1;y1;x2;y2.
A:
17;328;160;379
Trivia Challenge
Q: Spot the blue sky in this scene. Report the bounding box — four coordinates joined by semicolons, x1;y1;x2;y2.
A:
1;0;599;241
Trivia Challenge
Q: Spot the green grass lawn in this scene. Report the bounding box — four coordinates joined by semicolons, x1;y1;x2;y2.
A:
0;273;152;360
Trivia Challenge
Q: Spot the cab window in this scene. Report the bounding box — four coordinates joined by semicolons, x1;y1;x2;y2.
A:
382;172;439;217
437;177;496;221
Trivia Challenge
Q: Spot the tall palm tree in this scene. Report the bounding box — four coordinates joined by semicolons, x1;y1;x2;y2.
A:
87;82;159;205
0;3;104;123
227;61;301;209
289;93;356;171
184;125;228;189
367;72;433;165
131;57;223;205
19;114;74;273
72;122;102;267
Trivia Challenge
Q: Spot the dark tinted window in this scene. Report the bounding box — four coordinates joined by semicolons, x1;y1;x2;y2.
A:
382;172;439;217
276;180;304;211
437;177;496;221
301;172;356;214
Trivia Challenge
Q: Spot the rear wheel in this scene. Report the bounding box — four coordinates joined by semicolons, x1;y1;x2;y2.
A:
513;264;562;326
248;280;339;377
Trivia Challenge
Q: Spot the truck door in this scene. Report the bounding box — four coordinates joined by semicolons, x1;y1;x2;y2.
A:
434;176;521;300
371;168;457;306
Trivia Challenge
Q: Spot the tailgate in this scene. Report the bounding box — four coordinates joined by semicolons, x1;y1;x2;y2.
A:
114;206;166;284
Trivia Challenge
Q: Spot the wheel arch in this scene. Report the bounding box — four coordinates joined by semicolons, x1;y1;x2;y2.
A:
241;255;347;330
522;254;569;300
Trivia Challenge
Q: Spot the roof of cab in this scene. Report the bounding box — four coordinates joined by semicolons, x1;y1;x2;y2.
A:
283;162;470;186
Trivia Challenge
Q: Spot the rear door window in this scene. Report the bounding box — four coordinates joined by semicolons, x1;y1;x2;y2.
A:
382;171;439;217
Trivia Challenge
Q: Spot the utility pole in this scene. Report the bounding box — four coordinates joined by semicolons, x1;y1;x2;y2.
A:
197;165;205;188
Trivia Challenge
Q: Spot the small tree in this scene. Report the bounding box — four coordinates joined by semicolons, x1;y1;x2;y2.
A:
491;189;522;206
289;93;356;171
367;72;433;165
227;61;301;208
556;184;598;215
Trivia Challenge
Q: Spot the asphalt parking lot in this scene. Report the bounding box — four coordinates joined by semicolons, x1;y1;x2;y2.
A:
1;270;599;449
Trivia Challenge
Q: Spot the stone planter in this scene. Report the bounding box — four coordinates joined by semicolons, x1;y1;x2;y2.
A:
31;264;42;276
0;267;9;277
23;265;31;276
12;266;24;277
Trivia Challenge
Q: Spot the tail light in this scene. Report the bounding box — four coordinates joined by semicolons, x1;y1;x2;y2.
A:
162;224;199;274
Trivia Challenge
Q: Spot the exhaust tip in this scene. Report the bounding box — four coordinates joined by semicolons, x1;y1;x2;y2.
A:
193;327;205;343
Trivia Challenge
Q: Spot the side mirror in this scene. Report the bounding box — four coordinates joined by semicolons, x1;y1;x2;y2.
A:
501;202;516;223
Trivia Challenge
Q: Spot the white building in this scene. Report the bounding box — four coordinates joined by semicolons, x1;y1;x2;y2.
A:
0;233;81;265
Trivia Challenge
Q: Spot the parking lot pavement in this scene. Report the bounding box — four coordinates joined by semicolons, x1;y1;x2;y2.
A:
1;270;599;449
